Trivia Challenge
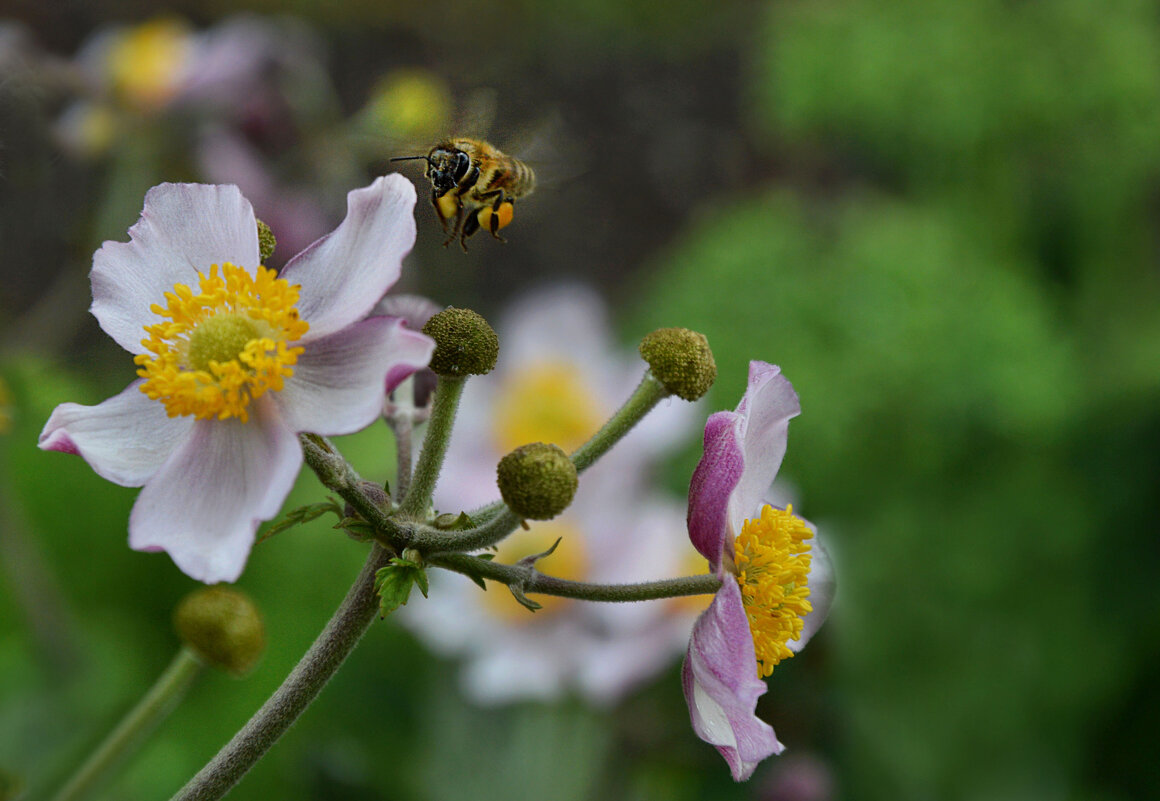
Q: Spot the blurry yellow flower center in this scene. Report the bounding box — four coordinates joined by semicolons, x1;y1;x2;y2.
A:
733;504;813;678
365;69;452;141
106;18;193;110
135;263;309;423
482;520;588;622
492;362;605;454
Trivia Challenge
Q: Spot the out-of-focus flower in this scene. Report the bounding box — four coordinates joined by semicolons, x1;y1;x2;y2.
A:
683;361;835;781
39;176;432;583
56;15;328;158
401;286;702;704
356;68;453;147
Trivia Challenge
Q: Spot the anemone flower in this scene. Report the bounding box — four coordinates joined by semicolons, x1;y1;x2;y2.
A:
39;176;433;583
684;361;835;781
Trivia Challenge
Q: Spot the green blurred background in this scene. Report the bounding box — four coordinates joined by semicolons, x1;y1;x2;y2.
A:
2;0;1158;799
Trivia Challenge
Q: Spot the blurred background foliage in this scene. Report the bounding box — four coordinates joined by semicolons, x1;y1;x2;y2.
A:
2;0;1158;799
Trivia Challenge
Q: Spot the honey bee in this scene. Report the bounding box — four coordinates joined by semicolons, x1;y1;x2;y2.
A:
391;138;536;251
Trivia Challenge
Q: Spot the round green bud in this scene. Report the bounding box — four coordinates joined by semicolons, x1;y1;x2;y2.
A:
638;327;717;401
496;442;579;520
344;480;391;520
422;307;499;377
256;219;276;263
174;586;266;676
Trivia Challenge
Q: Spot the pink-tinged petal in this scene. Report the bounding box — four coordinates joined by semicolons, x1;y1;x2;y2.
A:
790;531;836;654
683;580;785;781
281;175;417;341
38;381;193;487
128;395;301;583
687;410;745;564
91;183;260;354
276;316;434;436
731;362;800;535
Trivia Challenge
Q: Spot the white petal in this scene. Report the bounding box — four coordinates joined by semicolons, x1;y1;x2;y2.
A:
38;381;193;487
276;316;433;436
789;531;836;653
732;361;801;535
280;175;417;341
91;183;260;354
128;395;301;583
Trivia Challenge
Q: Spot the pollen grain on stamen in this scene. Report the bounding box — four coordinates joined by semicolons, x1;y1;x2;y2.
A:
135;263;308;423
733;504;813;678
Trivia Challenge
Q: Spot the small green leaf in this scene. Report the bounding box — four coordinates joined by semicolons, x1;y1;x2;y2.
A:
374;557;429;617
259;499;343;544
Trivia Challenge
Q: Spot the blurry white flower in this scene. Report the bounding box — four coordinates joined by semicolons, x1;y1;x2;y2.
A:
400;285;704;704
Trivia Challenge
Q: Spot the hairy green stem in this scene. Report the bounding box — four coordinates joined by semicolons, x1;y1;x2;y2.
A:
399;375;465;518
408;507;522;553
429;553;722;602
51;647;204;801
169;545;391;801
570;372;670;474
299;434;402;543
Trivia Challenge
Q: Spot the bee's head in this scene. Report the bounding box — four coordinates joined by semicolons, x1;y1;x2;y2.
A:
424;147;472;194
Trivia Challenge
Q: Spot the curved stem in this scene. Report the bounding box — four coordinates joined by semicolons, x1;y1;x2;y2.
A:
51;648;204;801
429;552;722;602
570;372;669;474
169;545;391;801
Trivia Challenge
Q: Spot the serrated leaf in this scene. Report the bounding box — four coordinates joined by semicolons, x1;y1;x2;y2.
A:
374;558;429;617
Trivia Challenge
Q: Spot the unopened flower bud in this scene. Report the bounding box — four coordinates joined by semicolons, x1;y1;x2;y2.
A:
422;307;499;377
344;480;391;519
497;442;578;520
638;327;717;401
256;219;276;263
174;586;265;676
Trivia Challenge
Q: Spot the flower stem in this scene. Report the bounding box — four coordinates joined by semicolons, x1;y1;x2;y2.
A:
408;507;522;553
428;552;722;602
569;372;669;473
50;647;205;801
169;545;391;801
399;375;465;518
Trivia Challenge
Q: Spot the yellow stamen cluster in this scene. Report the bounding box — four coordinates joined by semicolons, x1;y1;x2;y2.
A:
135;263;309;423
733;504;813;678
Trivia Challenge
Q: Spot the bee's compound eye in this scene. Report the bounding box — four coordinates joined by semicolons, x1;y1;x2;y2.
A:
453;151;471;180
495;201;515;230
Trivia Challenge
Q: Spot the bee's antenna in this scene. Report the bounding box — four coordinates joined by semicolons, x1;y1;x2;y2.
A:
389;155;429;163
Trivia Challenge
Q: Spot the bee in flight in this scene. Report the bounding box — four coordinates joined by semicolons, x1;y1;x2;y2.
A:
391;138;536;251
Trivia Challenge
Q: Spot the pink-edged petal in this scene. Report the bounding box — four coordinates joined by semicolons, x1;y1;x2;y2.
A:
276;316;434;436
687;410;745;564
683;579;784;781
280;175;416;341
128;395;301;583
91;183;259;354
789;531;836;654
731;362;800;534
38;381;193;487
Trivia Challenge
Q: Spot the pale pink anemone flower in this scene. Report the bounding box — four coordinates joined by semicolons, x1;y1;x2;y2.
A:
399;286;703;704
39;175;433;583
684;361;836;781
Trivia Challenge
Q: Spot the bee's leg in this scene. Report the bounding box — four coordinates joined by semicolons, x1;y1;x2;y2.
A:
475;191;511;242
434;190;466;248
